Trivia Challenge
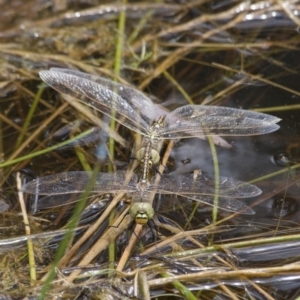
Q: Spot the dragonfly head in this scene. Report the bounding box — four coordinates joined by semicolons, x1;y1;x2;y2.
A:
129;203;154;225
136;148;160;166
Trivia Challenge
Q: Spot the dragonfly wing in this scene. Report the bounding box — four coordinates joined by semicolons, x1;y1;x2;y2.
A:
161;105;280;138
40;68;161;135
181;194;255;215
32;193;83;210
150;174;262;198
150;174;257;214
23;171;138;195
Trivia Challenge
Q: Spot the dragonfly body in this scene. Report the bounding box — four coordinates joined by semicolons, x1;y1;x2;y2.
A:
136;136;161;180
39;68;281;179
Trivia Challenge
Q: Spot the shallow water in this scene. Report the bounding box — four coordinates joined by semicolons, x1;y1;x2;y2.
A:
0;0;300;299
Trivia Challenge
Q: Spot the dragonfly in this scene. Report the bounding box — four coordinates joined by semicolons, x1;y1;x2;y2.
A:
39;68;281;180
22;170;261;224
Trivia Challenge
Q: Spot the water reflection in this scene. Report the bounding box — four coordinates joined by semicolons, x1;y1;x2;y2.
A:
169;135;282;180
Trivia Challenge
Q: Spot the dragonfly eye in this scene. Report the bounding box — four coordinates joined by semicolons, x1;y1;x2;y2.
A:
135;148;145;162
135;148;160;166
130;203;154;224
150;149;160;165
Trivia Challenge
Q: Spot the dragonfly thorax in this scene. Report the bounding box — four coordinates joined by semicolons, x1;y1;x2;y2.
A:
148;117;165;140
129;202;154;224
136;179;150;195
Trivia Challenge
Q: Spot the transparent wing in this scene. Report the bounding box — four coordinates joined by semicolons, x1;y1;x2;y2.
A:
183;194;255;214
150;173;261;198
0;228;83;253
160;105;280;139
22;171;139;195
40;69;280;141
149;173;261;214
153;191;255;215
40;68;164;136
32;194;86;210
